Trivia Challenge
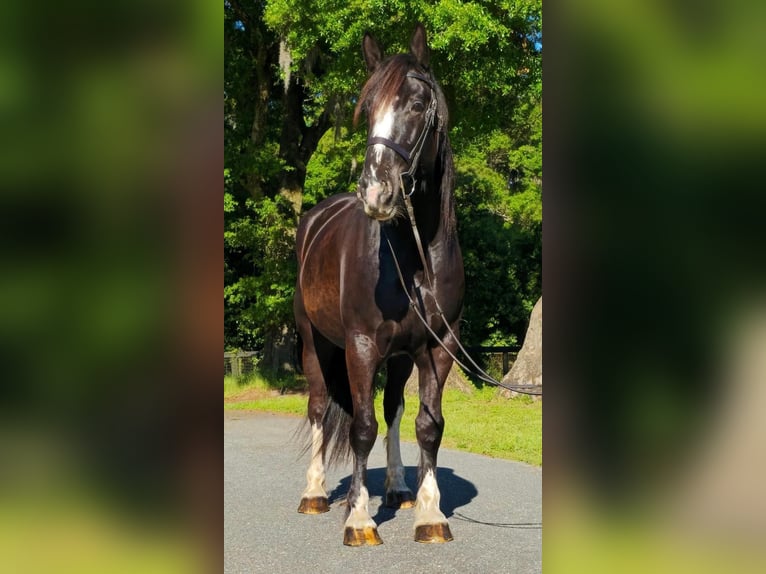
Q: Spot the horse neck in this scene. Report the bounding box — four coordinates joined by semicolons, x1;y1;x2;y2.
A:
408;185;435;245
386;129;455;254
412;136;455;244
407;166;452;249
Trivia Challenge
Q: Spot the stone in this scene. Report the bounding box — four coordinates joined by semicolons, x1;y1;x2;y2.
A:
500;296;542;399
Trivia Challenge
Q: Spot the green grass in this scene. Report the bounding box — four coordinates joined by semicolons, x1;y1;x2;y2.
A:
224;371;306;397
382;386;542;466
225;373;541;466
224;372;307;415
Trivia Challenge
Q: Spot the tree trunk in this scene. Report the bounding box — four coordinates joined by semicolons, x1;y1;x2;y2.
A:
245;23;272;199
262;325;297;374
277;52;331;215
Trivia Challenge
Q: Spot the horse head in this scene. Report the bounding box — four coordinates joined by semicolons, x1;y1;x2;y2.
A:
354;24;444;221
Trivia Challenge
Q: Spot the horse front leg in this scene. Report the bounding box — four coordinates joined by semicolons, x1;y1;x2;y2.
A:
342;333;382;546
413;340;456;543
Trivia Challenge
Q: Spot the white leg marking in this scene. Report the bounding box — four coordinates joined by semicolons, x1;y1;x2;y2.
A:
385;406;410;495
344;485;377;530
414;469;448;527
302;423;327;499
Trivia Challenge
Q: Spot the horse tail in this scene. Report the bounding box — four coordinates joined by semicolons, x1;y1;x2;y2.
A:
321;348;354;466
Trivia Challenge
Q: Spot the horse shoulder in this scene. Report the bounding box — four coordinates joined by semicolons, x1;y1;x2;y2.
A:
296;195;356;263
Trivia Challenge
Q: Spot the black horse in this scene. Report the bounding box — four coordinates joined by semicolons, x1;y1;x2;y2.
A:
294;24;464;546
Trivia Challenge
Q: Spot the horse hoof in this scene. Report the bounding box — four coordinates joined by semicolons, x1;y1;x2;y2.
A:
385;491;416;509
343;526;383;546
297;497;329;514
414;523;454;543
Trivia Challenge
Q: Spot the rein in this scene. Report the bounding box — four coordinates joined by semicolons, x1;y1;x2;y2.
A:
384;227;542;396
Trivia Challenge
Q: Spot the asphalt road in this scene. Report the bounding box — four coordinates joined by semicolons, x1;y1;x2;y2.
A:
224;411;541;574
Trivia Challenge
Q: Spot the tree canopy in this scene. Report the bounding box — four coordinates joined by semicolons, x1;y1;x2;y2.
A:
224;0;542;357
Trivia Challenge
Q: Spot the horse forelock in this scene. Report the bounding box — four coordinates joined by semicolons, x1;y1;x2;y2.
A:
354;55;431;128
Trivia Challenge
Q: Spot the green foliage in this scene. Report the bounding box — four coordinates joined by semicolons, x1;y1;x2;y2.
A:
455;97;542;345
303;128;366;209
224;192;297;349
225;0;542;355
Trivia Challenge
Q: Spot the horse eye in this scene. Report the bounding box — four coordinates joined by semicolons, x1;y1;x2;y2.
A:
410;101;425;113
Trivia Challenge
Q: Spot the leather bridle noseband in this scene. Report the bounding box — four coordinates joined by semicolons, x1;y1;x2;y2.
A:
365;72;440;197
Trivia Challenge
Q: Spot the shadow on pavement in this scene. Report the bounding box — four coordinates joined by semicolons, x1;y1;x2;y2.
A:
328;466;478;525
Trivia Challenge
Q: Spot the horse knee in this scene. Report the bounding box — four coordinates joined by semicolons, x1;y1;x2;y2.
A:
415;409;444;452
351;414;378;452
308;397;326;424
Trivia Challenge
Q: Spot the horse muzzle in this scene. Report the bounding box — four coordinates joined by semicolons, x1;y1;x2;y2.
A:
357;180;398;221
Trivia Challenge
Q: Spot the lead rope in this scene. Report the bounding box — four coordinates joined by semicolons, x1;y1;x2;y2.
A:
382;226;542;397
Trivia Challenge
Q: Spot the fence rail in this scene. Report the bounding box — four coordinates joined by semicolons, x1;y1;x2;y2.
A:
224;351;259;377
464;346;518;375
224;346;518;379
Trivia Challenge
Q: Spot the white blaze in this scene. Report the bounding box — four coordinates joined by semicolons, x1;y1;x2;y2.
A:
370;99;397;172
372;105;396;138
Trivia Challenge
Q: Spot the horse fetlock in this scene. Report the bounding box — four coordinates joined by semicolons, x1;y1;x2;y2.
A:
385;489;416;509
301;422;327;500
343;486;379;544
414;469;448;528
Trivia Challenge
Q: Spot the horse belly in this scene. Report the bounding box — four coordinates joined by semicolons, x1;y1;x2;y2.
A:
299;263;346;347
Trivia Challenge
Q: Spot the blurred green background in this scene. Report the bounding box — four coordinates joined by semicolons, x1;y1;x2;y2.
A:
0;1;219;572
546;0;766;572
1;0;765;572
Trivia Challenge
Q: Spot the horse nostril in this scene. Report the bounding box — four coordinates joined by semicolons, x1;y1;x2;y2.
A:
380;181;394;202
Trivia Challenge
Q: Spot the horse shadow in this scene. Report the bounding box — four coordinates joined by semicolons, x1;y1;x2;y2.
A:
328;466;478;525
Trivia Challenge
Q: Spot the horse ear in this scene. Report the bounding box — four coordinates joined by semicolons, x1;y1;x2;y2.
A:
362;33;384;73
409;23;430;69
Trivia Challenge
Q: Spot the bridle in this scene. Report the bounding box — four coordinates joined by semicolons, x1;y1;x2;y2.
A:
365;72;440;198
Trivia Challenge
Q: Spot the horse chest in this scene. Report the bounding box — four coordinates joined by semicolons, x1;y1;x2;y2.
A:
375;284;458;356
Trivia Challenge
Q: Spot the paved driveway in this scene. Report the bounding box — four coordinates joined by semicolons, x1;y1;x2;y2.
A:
224;411;541;573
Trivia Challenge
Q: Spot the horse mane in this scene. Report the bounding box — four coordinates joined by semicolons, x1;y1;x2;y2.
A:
353;54;457;239
438;131;457;239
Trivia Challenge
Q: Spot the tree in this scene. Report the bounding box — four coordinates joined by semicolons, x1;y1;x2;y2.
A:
224;0;542;361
